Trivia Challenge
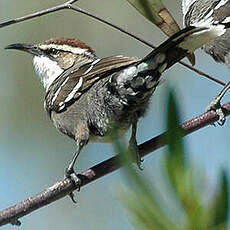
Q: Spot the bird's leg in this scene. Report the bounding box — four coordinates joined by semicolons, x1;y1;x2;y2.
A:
66;149;81;176
65;144;83;203
206;81;230;126
128;116;143;170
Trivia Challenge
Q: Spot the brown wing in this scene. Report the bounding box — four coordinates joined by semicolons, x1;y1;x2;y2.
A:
45;55;140;114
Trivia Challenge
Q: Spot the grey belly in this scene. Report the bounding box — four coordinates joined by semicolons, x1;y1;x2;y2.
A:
49;73;153;143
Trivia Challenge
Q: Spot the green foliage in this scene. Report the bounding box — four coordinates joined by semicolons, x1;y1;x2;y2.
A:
117;90;229;230
126;0;164;24
125;0;196;65
125;0;181;38
212;171;228;228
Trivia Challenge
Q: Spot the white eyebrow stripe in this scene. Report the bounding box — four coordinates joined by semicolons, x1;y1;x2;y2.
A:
39;44;95;58
64;77;83;103
51;76;70;105
40;44;86;54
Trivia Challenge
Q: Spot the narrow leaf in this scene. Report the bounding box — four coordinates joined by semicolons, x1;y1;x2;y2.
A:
165;90;185;192
212;170;228;226
126;0;195;64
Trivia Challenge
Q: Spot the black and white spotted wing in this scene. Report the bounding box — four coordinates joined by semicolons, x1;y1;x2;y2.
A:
184;0;230;26
45;56;140;114
184;0;230;63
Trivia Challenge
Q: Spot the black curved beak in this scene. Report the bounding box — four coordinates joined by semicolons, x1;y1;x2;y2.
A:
5;43;42;56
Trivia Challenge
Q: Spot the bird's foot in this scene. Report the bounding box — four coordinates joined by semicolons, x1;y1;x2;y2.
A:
65;166;81;203
129;137;144;170
206;81;230;126
136;152;144;171
206;98;226;126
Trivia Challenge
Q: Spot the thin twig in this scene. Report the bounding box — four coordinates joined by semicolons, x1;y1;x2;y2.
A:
68;4;155;48
0;1;226;87
0;5;65;28
180;61;225;86
0;101;230;227
0;1;155;49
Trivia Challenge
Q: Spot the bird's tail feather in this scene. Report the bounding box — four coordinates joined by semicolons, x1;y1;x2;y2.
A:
142;23;228;70
110;22;228;108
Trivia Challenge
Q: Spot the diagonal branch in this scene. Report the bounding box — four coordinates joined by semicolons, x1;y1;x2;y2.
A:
0;102;230;227
0;1;77;28
0;0;226;86
179;61;225;86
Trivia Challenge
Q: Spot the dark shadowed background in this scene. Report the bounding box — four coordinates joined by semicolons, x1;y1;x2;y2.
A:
0;0;230;229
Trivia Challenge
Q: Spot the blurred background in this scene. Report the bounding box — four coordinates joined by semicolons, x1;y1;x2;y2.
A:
0;0;230;229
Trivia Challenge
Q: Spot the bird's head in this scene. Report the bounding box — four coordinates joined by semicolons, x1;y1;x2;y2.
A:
6;38;96;90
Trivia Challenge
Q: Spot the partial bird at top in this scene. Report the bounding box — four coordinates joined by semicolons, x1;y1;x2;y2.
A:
182;0;230;125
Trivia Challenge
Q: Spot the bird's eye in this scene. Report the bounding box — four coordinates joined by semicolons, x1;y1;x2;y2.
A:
49;48;59;55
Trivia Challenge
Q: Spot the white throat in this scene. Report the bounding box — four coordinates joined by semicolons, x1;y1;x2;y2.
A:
33;56;64;91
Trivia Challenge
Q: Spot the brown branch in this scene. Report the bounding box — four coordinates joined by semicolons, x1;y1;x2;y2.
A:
0;102;230;227
68;4;155;48
0;0;78;28
0;0;226;87
179;61;225;86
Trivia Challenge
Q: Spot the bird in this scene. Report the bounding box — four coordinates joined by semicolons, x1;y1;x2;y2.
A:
5;21;229;189
182;0;230;124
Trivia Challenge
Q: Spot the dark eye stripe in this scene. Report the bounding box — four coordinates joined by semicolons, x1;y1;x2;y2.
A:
43;48;59;56
50;48;59;54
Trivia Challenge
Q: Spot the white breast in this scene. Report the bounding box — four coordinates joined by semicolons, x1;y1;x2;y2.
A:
33;56;64;91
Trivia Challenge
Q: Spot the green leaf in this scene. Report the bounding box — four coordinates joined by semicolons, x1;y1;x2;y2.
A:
114;134;178;230
126;0;163;24
126;0;196;65
125;0;181;37
212;170;228;227
118;89;229;230
165;90;186;193
164;91;208;228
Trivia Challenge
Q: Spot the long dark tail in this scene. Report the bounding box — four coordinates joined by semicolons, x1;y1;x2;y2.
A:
110;22;228;108
142;23;228;70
